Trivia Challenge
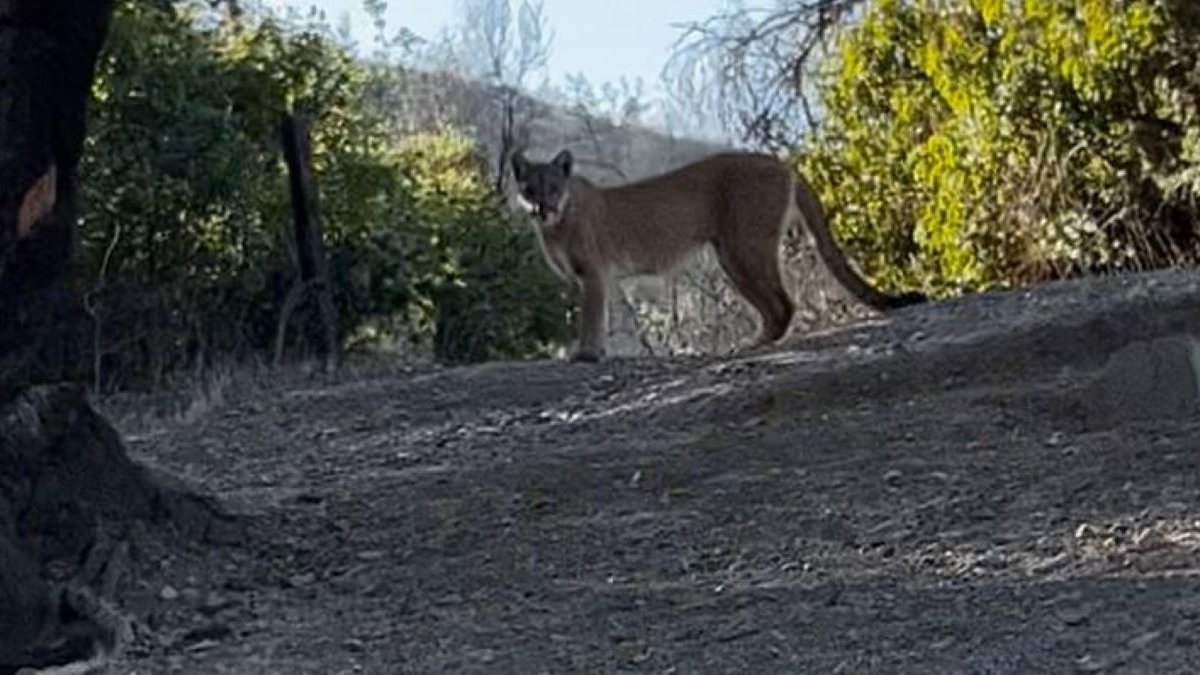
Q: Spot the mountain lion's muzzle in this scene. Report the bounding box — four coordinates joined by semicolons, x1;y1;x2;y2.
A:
527;192;569;227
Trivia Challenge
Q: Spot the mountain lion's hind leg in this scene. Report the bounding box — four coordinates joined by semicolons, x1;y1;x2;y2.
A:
713;238;795;349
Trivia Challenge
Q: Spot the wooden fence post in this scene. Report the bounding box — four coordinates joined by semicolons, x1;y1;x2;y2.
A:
276;112;339;374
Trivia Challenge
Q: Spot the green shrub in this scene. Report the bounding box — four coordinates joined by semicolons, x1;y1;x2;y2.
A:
70;1;568;387
393;131;571;363
800;0;1200;295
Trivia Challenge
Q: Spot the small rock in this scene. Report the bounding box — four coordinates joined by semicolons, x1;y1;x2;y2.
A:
199;592;232;615
1058;606;1091;626
883;469;903;485
974;553;1008;571
970;507;997;521
182;622;233;644
437;592;464;605
343;638;367;653
930;636;954;650
739;416;766;429
186;639;220;653
159;585;180;601
356;550;386;562
1030;552;1070;574
289;572;317;587
1128;630;1161;651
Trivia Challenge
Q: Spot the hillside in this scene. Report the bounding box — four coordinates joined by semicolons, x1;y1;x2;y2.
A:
98;267;1200;672
388;68;729;185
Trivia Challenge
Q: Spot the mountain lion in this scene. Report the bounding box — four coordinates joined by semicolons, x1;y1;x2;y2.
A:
511;149;924;362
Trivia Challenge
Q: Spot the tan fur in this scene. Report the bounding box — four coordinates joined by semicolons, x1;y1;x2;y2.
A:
512;151;923;361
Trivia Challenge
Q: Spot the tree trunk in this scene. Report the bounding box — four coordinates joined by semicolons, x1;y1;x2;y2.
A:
0;385;237;668
0;1;236;668
0;0;113;393
493;89;517;196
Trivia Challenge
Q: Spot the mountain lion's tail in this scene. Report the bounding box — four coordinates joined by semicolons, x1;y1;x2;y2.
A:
792;176;926;311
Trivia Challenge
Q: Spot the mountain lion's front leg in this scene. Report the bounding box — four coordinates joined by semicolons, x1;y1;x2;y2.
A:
571;272;607;362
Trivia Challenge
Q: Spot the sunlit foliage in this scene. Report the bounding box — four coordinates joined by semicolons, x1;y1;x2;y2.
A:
800;0;1200;294
74;1;568;385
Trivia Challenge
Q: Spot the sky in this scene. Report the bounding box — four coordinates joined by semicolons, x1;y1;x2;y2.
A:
263;0;728;104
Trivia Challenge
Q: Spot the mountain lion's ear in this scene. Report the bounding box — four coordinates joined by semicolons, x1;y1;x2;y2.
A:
511;151;531;181
551;149;573;177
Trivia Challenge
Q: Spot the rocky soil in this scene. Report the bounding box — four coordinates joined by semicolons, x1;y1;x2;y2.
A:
93;268;1200;673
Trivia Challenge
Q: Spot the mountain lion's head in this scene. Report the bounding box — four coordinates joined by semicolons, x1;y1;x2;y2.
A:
511;149;573;225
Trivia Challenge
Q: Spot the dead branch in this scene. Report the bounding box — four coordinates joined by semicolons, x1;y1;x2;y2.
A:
665;0;864;149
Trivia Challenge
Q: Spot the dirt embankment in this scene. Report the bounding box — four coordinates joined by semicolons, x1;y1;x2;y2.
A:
101;268;1200;673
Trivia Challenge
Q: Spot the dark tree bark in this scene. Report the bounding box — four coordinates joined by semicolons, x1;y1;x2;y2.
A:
0;1;236;669
0;385;237;669
0;0;115;392
0;0;117;665
0;1;116;662
277;112;340;374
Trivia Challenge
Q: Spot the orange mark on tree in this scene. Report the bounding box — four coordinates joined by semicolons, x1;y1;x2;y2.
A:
17;165;56;239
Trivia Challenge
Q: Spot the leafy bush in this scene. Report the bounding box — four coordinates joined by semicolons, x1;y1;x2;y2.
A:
69;0;568;388
800;0;1200;295
394;131;571;362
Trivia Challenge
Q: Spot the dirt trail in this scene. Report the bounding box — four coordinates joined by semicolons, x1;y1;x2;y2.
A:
109;269;1200;673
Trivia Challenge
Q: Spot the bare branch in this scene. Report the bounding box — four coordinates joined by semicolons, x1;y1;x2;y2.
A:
441;0;554;194
664;0;863;150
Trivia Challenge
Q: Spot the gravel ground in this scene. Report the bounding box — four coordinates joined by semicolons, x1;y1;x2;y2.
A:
101;268;1200;674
